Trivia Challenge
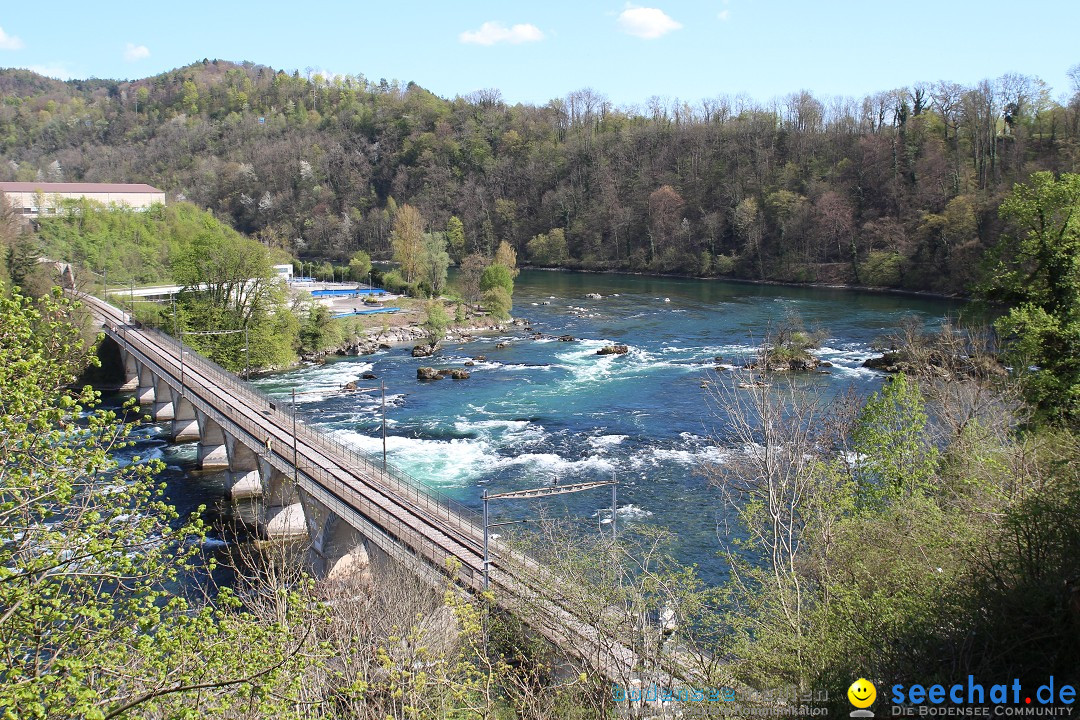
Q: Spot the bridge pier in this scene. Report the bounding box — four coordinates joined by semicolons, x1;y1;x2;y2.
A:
258;458;307;541
264;503;308;540
195;410;229;469
225;435;262;502
135;360;156;407
302;490;373;584
171;393;199;443
151;375;175;421
118;347;139;391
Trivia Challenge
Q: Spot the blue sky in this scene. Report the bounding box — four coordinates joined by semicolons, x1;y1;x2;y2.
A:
1;1;1077;108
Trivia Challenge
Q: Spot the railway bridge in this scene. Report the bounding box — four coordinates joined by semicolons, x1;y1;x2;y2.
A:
80;293;672;685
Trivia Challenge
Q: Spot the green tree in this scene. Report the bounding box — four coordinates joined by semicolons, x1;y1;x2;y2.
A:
526;229;568;266
171;225;297;371
181;79;200;114
479;262;513;295
493;240;519;278
348;249;372;282
421;300;450;348
851;373;939;507
983;172;1080;422
391;204;425;284
482;286;512;320
299;300;334;353
479;263;514;319
445;215;466;263
0;284;312;718
421;232;450;297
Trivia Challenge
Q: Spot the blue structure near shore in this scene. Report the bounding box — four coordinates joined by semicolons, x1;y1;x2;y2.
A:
332;307;401;318
311;288;383;298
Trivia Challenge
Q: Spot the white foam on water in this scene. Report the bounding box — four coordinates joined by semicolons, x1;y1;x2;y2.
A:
456;418;531;431
502;452;616;475
329;422;613;487
454;418;547;447
828;364;880;380
814;345;881;380
332;429;493;487
255;362;375;403
640;445;728;467
552;341;693;388
462;359;549;372
588;434;629;450
627;432;728;469
593;504;654;522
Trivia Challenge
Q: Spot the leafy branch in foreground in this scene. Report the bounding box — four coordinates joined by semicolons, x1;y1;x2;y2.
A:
0;283;315;719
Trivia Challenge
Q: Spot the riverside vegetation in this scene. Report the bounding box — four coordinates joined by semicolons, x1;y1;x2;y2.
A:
3;195;518;374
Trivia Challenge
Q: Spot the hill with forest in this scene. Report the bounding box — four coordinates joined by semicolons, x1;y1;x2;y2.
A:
2;58;1079;293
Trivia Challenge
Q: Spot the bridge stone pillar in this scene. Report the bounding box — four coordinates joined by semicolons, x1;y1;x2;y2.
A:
302;491;372;585
258;456;307;541
118;347;138;391
195;410;229;469
171;393;199;443
151;376;175;421
134;360;156;407
226;435;262;502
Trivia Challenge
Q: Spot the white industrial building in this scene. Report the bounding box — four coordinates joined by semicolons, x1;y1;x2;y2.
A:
0;182;166;217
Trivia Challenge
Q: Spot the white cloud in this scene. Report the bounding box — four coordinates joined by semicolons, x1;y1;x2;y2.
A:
617;6;682;39
717;9;731;21
26;64;74;80
459;21;545;46
0;26;24;51
124;43;150;62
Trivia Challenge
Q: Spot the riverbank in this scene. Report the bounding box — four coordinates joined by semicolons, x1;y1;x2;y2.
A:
324;315;510;359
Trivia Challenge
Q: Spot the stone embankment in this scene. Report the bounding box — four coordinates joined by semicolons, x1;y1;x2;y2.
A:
301;320;507;362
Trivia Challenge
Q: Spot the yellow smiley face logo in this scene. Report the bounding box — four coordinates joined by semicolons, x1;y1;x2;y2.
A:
848;678;876;709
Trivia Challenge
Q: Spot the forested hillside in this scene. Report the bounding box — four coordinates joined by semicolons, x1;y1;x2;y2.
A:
2;59;1078;292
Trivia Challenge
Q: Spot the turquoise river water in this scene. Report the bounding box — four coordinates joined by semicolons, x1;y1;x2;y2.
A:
131;270;966;586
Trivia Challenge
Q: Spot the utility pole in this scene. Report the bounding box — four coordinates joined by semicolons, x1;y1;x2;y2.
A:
611;472;618;540
380;380;387;470
482;489;490;590
292;388;298;485
171;294;177;337
243;325;250;380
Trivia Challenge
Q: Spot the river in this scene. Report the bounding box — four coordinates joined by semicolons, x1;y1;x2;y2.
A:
137;271;965;586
